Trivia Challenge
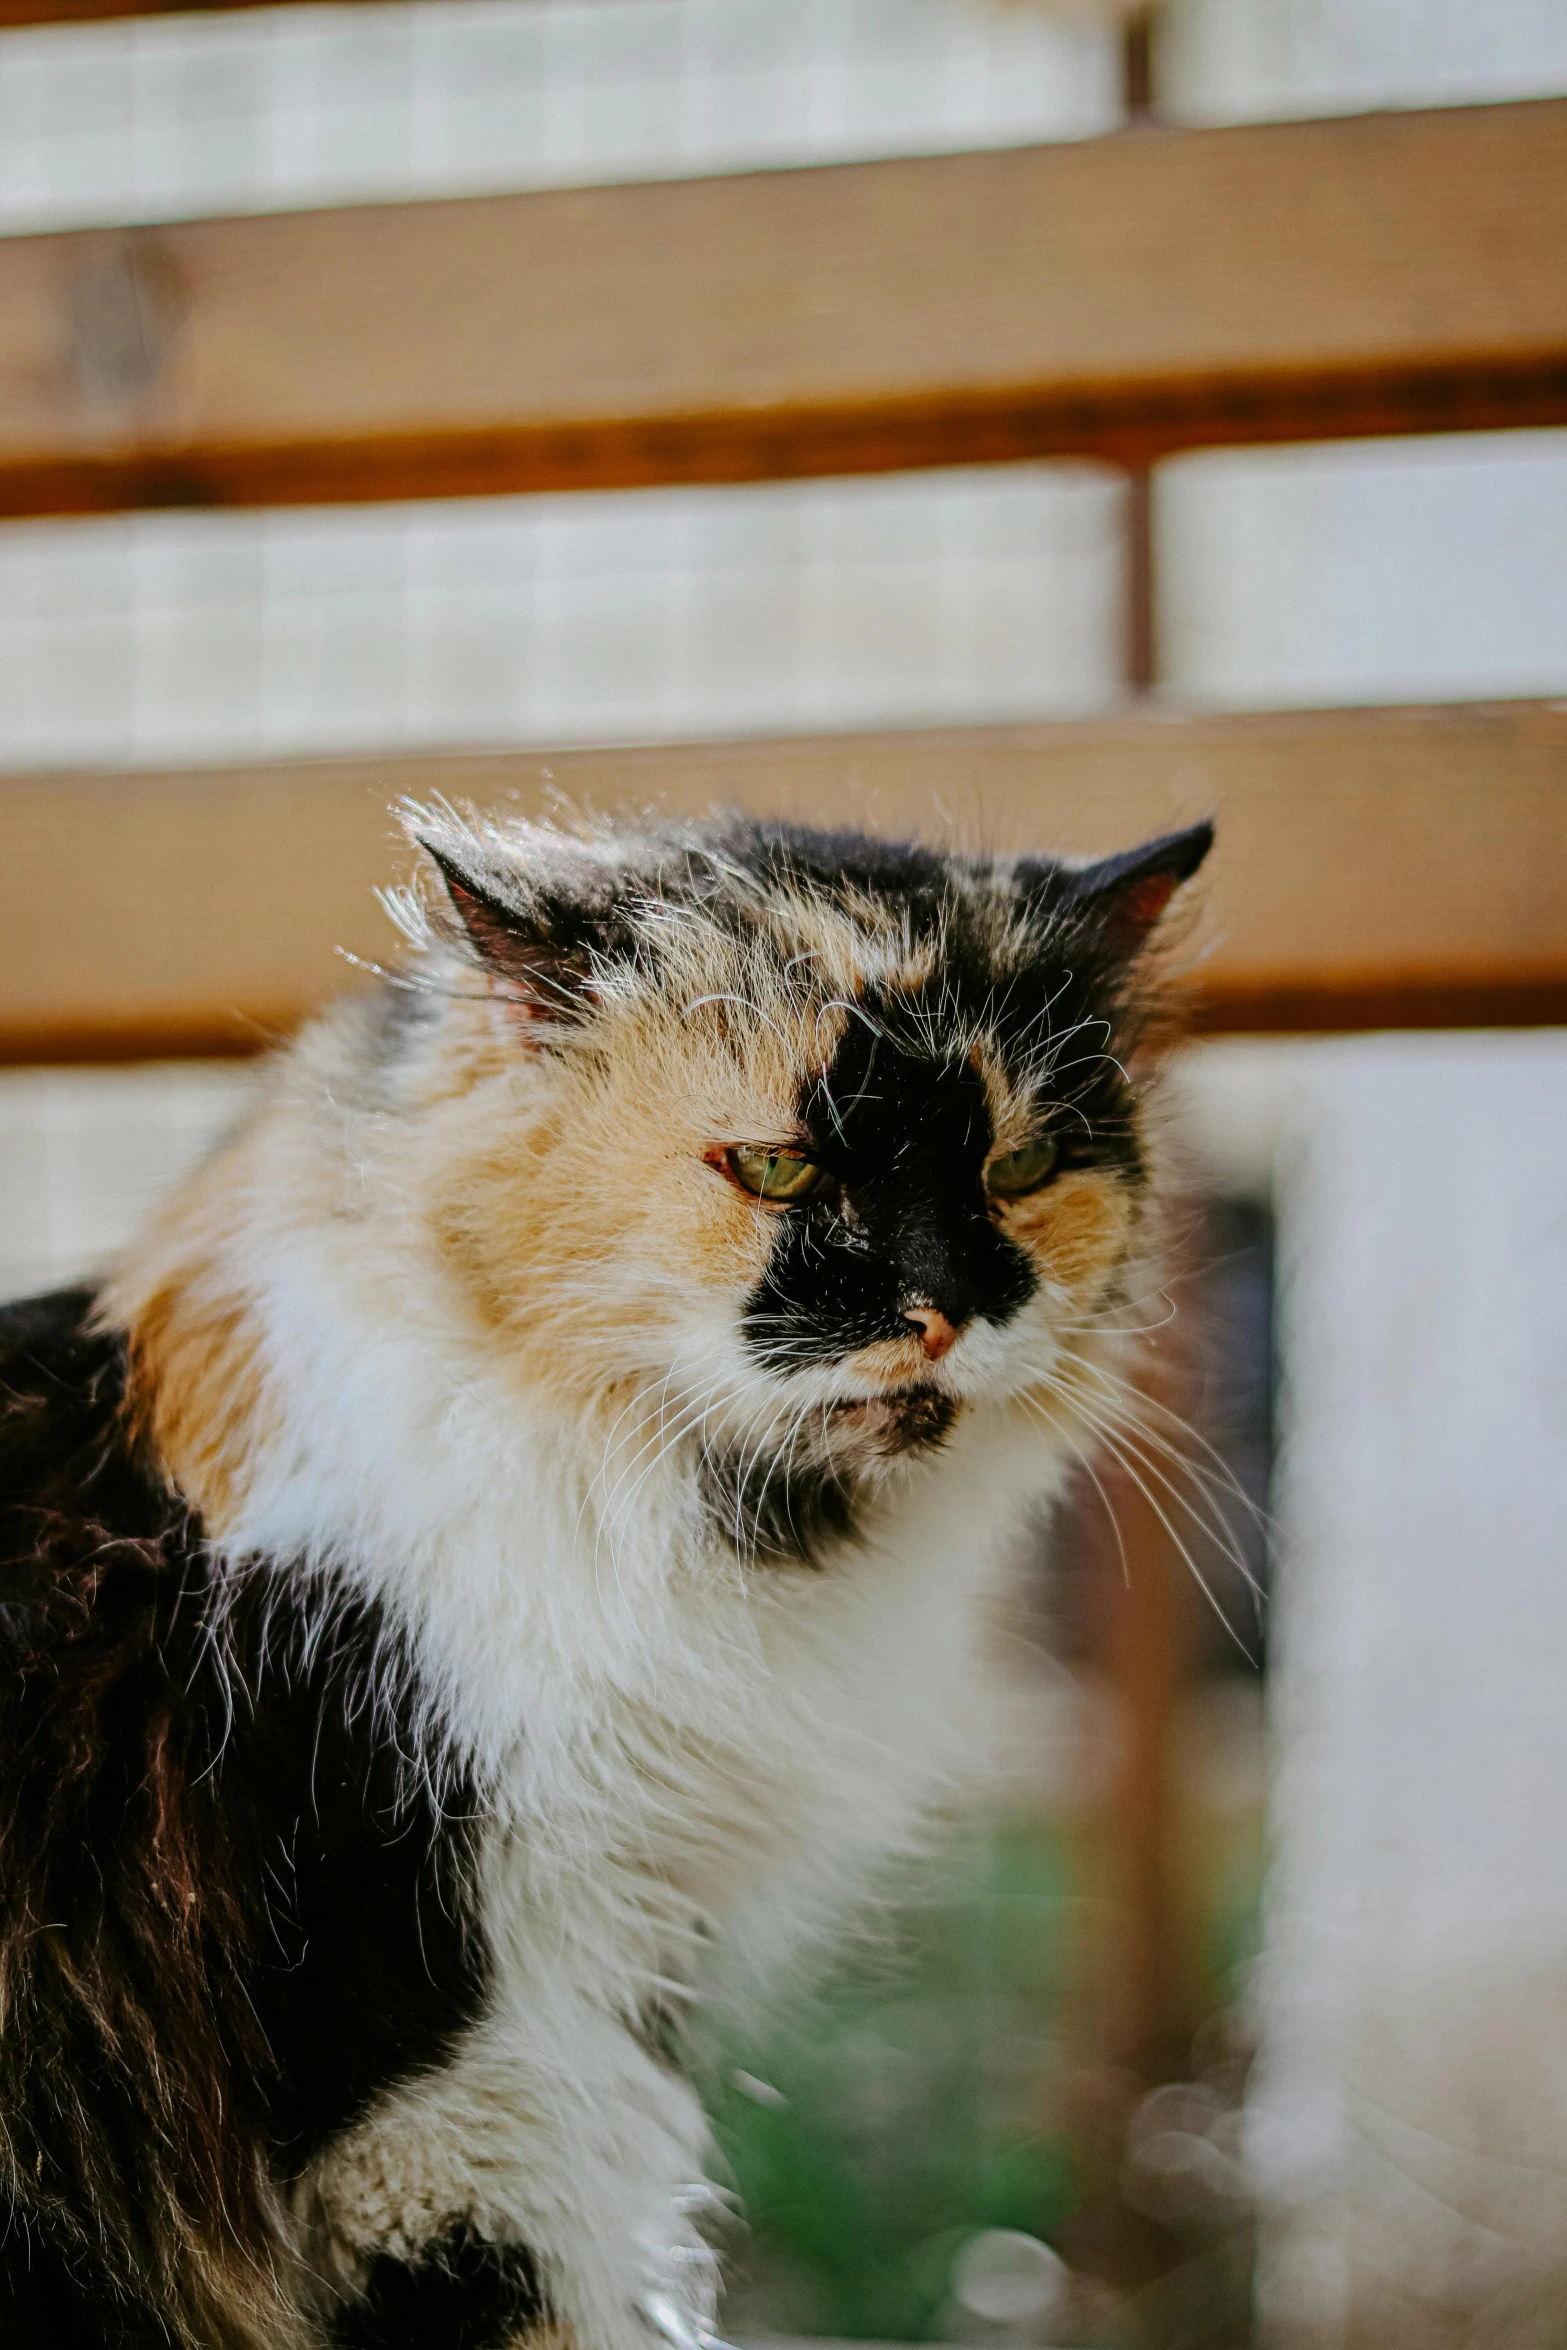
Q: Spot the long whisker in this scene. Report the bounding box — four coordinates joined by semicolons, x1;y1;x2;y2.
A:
1024;1387;1134;1591
1042;1353;1271;1559
1027;1391;1257;1657
1046;1364;1265;1598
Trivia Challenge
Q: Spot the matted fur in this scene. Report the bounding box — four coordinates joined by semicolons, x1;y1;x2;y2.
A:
1;812;1209;2350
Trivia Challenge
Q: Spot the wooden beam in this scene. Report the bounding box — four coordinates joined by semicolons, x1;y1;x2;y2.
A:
3;101;1566;520
0;0;629;17
2;699;1563;1061
0;0;636;16
0;0;379;19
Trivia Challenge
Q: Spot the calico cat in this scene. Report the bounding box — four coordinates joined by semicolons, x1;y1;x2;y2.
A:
0;810;1210;2350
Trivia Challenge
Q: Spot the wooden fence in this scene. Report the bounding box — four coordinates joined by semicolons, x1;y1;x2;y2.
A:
2;85;1563;1054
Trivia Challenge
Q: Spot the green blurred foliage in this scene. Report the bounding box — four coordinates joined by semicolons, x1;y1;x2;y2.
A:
695;1791;1268;2343
698;1815;1083;2340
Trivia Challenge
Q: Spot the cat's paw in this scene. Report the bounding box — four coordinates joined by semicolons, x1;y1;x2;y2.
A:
634;2183;735;2350
638;2291;739;2350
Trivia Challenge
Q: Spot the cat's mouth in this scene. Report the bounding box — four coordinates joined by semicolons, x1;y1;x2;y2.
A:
830;1385;957;1456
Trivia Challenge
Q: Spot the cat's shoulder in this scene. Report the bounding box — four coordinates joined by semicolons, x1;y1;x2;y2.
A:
0;1282;178;1655
0;1282;128;1466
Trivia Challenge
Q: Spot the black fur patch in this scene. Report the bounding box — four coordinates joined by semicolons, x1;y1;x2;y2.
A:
0;2219;173;2350
717;821;1172;1190
680;821;1185;1566
0;1287;489;2347
699;1388;959;1567
331;2226;545;2350
715;822;953;914
699;1446;860;1567
710;826;1169;1392
739;1007;1037;1376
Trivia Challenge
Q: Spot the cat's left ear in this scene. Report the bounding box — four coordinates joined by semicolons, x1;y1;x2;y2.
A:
1057;820;1214;955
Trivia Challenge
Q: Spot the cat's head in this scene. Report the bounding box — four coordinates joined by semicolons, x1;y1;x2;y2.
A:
387;811;1210;1560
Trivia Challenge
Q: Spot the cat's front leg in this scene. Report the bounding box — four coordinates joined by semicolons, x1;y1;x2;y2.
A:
327;2224;550;2350
303;1989;726;2350
324;2232;728;2350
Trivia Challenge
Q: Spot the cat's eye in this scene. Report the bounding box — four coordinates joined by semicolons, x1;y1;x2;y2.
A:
726;1146;826;1204
985;1136;1061;1198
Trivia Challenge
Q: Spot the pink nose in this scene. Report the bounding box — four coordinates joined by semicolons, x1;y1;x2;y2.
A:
903;1306;959;1362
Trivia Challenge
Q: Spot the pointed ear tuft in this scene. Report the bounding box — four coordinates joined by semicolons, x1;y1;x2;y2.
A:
1065;819;1214;954
414;824;607;1027
421;838;525;961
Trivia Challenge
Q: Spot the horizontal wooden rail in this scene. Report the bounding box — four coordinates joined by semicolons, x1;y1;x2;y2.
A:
0;0;373;18
0;0;642;16
0;0;387;18
2;699;1563;1061
0;0;643;16
3;101;1566;520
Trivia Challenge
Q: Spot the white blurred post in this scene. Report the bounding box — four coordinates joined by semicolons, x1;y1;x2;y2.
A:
1251;1035;1567;2348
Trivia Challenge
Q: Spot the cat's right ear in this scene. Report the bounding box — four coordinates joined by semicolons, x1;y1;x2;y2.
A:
414;827;612;1031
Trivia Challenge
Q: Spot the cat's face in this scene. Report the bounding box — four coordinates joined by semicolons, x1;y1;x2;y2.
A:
395;816;1209;1559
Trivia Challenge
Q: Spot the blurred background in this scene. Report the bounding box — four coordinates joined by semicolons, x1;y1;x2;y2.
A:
2;2;1566;2345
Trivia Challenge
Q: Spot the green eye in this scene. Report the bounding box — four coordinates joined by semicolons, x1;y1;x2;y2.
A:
727;1146;825;1204
986;1135;1061;1198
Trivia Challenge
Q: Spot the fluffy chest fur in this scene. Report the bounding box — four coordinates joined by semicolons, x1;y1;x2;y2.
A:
189;1195;1073;2350
210;1189;1065;1976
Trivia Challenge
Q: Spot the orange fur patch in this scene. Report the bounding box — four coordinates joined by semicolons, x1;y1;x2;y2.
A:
103;1147;277;1534
415;939;860;1420
1001;1170;1134;1309
120;1279;274;1532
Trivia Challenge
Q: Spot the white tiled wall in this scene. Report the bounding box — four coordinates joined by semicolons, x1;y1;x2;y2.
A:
1151;0;1567;709
1151;1;1567;715
1156;429;1567;709
0;0;1127;774
0;0;1119;234
0;468;1126;767
1158;0;1567;121
0;1065;256;1299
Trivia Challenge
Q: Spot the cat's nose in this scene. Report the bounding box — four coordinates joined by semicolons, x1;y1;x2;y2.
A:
903;1305;960;1362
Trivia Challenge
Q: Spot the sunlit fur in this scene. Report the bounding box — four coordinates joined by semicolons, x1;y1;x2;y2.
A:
83;811;1209;2349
